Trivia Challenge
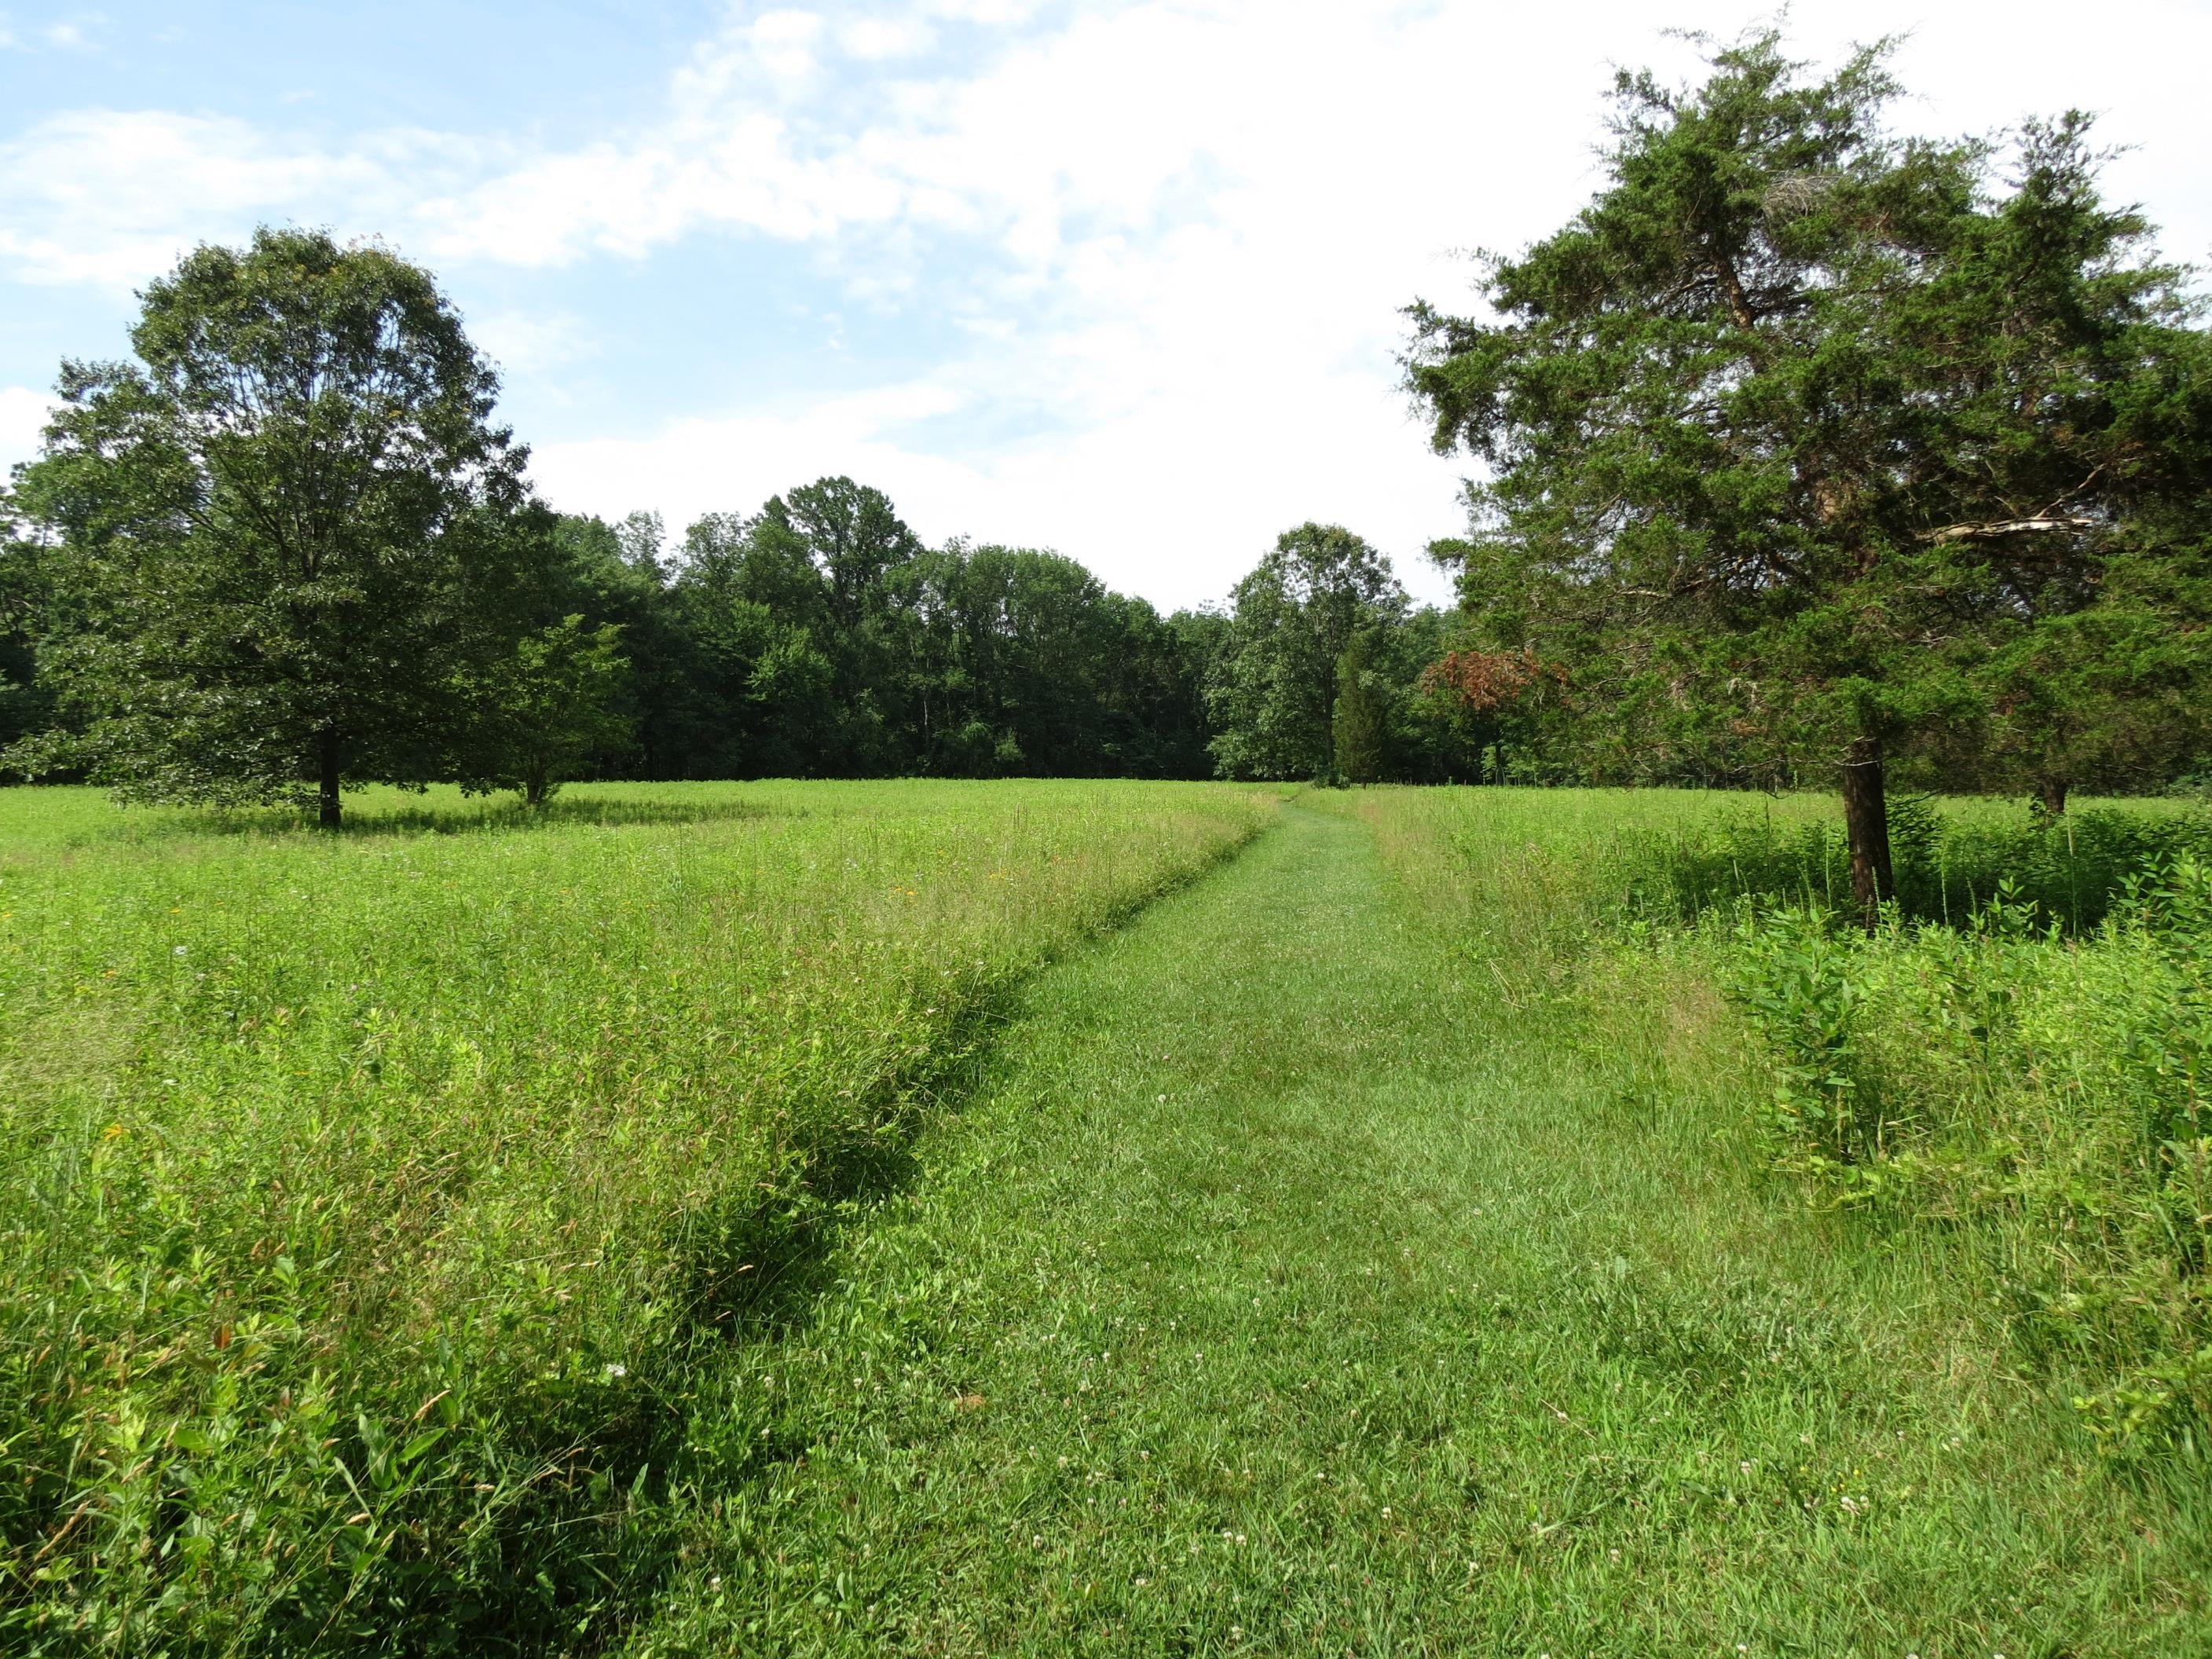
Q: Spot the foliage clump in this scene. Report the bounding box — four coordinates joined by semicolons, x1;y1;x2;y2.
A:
1723;859;2212;1458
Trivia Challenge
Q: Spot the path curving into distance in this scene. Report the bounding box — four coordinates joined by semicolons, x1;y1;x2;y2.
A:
625;801;2201;1657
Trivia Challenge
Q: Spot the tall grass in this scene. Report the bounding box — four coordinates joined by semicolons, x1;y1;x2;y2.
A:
1617;792;2212;932
1722;867;2212;1457
1344;786;2212;1463
0;780;1278;1653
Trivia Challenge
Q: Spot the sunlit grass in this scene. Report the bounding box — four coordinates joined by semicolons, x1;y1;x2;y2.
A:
1339;785;2212;1458
10;779;2205;1654
627;796;2210;1656
0;780;1280;1651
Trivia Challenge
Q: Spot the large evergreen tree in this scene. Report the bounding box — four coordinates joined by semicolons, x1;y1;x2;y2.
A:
8;229;539;826
1405;32;2212;911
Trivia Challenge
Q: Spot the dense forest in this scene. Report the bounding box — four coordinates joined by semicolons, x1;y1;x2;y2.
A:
2;31;2208;877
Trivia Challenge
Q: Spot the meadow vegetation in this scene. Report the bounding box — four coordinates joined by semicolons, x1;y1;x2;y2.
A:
5;779;2210;1654
616;789;2207;1656
1353;786;2212;1462
0;780;1275;1651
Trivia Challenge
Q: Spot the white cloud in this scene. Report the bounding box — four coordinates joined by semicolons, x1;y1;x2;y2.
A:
469;309;594;377
840;16;935;59
0;385;57;471
4;0;2208;609
917;0;1042;23
0;10;105;53
0;110;452;289
744;8;826;86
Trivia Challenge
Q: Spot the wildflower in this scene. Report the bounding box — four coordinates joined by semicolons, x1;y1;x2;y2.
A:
602;1363;628;1379
173;945;189;956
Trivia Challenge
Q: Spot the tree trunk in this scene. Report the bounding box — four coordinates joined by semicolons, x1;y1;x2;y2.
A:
1840;734;1894;924
317;731;342;829
2037;777;2069;816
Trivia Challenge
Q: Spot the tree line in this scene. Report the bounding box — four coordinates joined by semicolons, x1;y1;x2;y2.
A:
3;28;2208;892
0;231;1478;821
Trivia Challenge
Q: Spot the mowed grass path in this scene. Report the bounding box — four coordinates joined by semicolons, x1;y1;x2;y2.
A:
633;803;2204;1657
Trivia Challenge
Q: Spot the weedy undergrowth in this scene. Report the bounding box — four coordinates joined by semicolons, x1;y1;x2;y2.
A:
1339;785;2212;1467
1716;859;2212;1460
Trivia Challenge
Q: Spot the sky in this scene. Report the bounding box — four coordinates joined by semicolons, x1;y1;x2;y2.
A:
2;2;2207;613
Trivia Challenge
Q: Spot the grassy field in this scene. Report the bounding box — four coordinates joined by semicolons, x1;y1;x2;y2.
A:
5;781;2208;1654
615;793;2210;1657
0;781;1278;1652
1355;787;2212;1456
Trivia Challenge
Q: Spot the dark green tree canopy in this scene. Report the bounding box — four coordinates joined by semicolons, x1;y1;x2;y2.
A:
1207;523;1407;780
599;483;1218;782
1406;29;2212;895
9;227;538;823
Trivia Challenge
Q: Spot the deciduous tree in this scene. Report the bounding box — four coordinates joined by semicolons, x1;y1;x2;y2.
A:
8;228;535;826
455;614;632;807
1208;524;1405;780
